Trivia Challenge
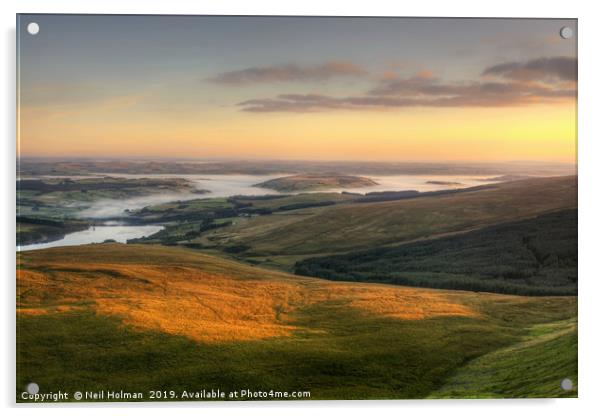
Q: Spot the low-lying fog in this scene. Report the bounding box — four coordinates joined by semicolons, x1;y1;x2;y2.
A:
76;174;284;218
66;173;506;219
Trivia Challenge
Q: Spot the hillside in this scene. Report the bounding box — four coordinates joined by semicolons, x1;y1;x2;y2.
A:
205;176;577;260
17;243;576;400
295;209;577;296
254;174;378;192
430;318;577;398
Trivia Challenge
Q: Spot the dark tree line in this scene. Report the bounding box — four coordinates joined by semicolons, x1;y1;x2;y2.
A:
295;209;577;296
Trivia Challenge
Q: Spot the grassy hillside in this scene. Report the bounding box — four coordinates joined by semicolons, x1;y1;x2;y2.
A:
17;244;577;401
203;176;576;262
127;193;359;246
430;318;577;398
295;209;577;296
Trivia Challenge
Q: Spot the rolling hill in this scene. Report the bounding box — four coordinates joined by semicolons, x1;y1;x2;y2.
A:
17;243;577;400
206;176;577;260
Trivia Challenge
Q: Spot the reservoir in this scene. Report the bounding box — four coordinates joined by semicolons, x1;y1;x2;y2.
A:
18;224;164;252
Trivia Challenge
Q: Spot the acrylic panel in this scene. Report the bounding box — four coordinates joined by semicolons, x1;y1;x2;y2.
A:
16;14;577;402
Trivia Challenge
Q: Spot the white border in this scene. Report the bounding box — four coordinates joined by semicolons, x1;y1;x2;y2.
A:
2;1;601;415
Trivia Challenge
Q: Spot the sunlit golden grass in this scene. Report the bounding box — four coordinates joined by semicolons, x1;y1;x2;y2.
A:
338;285;475;319
16;244;485;343
16;241;578;399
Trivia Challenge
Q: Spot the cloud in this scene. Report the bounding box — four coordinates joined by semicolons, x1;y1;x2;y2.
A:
482;56;576;81
208;61;368;85
238;85;574;113
237;56;576;113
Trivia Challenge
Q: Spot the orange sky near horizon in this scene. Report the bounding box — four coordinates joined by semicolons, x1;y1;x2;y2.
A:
18;101;576;163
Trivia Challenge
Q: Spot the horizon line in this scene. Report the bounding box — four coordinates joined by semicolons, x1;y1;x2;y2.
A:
17;156;577;165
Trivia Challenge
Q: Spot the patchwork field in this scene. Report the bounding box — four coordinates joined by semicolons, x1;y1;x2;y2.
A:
17;243;577;400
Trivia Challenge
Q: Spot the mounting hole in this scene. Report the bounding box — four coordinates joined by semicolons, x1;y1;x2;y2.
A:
560;26;573;40
26;382;39;394
27;22;40;35
561;378;573;391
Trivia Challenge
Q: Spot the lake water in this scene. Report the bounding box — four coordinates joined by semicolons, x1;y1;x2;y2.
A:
18;224;164;252
304;174;496;194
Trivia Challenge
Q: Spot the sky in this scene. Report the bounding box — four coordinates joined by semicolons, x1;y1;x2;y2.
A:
17;15;577;162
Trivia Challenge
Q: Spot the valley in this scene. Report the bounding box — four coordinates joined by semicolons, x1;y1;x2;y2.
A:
127;176;576;282
15;163;578;400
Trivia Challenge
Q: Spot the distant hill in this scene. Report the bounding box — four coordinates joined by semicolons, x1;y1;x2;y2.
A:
213;176;577;258
254;173;378;192
18;159;576;177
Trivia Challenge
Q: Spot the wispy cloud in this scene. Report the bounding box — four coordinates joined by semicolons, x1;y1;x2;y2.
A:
237;56;576;113
482;56;576;82
207;61;368;85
